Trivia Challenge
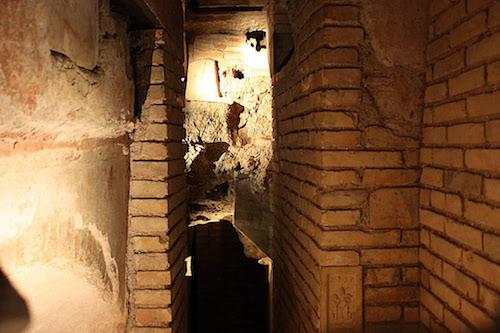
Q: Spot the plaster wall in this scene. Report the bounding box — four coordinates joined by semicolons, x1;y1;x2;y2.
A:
0;0;135;331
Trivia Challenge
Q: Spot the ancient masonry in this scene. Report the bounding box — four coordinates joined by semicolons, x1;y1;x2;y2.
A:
421;0;500;331
271;0;423;332
127;30;189;333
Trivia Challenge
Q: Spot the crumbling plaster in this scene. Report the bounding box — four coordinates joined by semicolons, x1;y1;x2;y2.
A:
0;1;138;331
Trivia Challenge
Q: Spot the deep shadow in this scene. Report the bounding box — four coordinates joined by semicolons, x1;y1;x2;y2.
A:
0;268;30;333
190;221;269;333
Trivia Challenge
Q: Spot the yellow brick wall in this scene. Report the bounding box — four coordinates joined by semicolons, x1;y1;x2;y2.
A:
128;29;189;333
421;0;500;331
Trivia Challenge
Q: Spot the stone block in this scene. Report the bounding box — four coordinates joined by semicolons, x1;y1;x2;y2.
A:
490;1;500;27
134;290;171;307
425;82;447;104
319;230;400;248
134;124;168;142
134;253;170;271
430;234;463;265
465;149;500;172
365;286;418;304
486;119;500;142
479;285;500;317
434;0;466;35
361;248;419;265
423;126;446;145
466;32;500;65
369;188;419;229
432;148;464;168
365;306;401;322
131;181;169;199
448;123;485;144
483;233;500;261
131;142;168;161
429;275;460;311
460;298;496;330
444;170;482;196
131;217;168;234
463;251;500;287
402;230;419;246
450;12;488;47
434;50;464;79
448;66;485;96
136;271;172;289
420;248;443;277
403;267;420;284
133;236;170;253
421;288;444;321
322;151;403;168
426;35;450;61
321;210;360;227
484;177;500;202
320;266;362;332
318;190;367;209
362;169;420;186
130;199;169;217
420;209;446;233
467;91;500;117
135;308;172;326
434;100;466;123
421;168;444;188
443;263;478;301
465;200;500;232
365;268;400;286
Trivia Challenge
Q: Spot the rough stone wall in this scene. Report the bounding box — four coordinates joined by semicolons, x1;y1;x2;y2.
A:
270;0;427;332
0;0;134;331
420;0;500;331
183;13;273;253
127;27;189;333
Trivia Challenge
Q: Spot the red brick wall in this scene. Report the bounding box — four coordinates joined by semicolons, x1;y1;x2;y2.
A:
421;0;500;331
128;28;189;333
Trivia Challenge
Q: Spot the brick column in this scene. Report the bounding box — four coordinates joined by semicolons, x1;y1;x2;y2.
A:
128;30;189;333
272;0;425;332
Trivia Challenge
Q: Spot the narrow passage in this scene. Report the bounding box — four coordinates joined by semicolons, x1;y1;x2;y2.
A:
190;220;269;332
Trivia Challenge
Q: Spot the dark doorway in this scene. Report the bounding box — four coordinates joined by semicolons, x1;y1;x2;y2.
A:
189;220;269;332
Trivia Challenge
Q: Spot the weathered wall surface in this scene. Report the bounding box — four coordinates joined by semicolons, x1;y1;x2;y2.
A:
420;0;500;331
0;0;134;331
184;11;273;254
127;27;189;333
270;0;427;331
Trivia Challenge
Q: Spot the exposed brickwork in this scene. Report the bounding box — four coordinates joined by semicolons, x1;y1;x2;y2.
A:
270;0;426;331
128;28;189;333
421;0;500;331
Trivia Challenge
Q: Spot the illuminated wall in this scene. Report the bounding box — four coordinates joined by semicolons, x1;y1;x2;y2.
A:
0;0;134;331
184;9;274;254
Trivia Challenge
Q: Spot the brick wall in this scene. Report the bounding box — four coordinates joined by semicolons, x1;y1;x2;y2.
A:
421;0;500;331
270;0;427;332
128;29;189;333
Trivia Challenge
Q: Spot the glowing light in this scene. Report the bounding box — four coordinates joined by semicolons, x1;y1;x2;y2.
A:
241;42;269;72
185;59;222;102
0;192;37;244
